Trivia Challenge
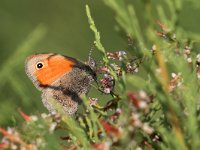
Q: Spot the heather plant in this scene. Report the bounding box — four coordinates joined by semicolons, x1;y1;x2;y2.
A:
1;1;200;150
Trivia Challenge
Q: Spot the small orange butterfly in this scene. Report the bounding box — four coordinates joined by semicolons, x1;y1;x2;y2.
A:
25;53;96;115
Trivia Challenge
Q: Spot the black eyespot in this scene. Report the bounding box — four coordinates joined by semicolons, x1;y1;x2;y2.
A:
36;62;44;69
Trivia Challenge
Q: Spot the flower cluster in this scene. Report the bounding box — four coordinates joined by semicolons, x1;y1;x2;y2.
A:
106;51;127;61
196;54;200;79
99;74;115;94
127;91;152;111
169;73;183;92
183;46;193;65
100;119;123;141
129;113;154;135
97;51;141;94
0;111;61;150
126;62;139;73
89;97;99;107
0;127;35;150
156;21;176;42
93;90;157;150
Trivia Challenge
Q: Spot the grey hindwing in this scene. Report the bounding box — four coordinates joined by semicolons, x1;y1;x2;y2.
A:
41;67;94;115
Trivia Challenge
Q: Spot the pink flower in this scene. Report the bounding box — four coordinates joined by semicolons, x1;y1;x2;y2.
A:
18;109;32;122
100;120;122;139
100;74;114;94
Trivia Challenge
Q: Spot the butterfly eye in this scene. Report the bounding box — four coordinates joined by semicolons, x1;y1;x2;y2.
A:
36;62;44;70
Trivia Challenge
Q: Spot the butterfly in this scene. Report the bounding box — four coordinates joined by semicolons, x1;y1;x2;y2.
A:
25;53;96;115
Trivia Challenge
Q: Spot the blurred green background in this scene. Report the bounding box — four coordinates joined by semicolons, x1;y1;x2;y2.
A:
0;0;199;126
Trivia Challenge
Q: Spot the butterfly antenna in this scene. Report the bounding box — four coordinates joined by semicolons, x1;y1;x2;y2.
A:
88;44;95;62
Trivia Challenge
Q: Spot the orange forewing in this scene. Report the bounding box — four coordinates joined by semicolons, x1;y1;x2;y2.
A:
36;55;75;85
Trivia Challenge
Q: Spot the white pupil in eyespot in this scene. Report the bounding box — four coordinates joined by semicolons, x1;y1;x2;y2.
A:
37;63;43;69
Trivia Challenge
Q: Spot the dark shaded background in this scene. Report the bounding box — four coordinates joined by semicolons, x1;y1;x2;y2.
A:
0;0;199;126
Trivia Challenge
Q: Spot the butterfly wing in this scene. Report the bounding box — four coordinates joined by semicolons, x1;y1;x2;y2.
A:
41;87;79;115
41;67;92;115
